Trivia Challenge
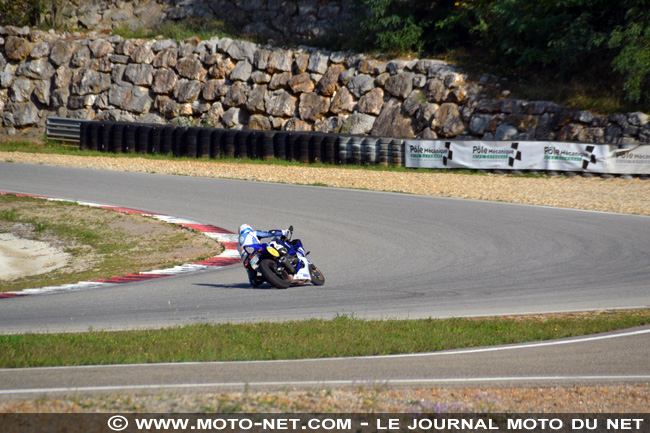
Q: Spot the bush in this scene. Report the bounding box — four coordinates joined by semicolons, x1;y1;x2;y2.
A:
464;0;621;74
0;0;46;27
352;0;649;103
609;1;650;103
0;0;71;28
355;0;428;55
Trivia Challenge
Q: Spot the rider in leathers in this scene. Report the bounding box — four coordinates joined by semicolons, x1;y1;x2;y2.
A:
238;224;291;287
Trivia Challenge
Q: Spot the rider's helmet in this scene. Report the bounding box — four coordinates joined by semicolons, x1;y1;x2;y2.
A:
239;224;253;235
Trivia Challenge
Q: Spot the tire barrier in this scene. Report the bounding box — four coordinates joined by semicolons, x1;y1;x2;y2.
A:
161;125;174;155
150;125;162;155
49;119;649;177
391;139;404;166
99;121;113;152
310;133;324;163
136;125;151;154
286;132;300;161
86;121;99;151
75;120;411;167
363;137;378;166
249;130;262;159
273;131;288;161
235;130;249;159
349;136;363;165
298;133;310;164
123;123;137;153
172;127;187;157
210;128;223;159
258;131;275;161
79;121;89;150
378;137;391;167
110;123;125;153
198;128;212;158
338;135;350;165
185;127;200;158
324;135;337;165
223;129;237;158
71;120;414;168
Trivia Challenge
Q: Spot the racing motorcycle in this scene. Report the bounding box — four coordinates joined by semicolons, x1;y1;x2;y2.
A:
238;226;325;289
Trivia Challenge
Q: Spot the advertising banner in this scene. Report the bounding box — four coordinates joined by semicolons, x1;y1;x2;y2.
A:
607;145;650;174
404;140;451;169
448;141;540;171
405;140;623;174
541;142;608;173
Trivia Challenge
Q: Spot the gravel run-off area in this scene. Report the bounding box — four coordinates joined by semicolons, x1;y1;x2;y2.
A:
1;151;649;413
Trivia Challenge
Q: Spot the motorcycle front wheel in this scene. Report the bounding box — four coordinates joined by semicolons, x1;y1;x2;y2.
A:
259;258;291;289
247;268;264;288
309;264;325;286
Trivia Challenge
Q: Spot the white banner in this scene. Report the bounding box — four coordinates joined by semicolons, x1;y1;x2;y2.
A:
444;141;541;171
404;141;451;169
607;145;650;174
405;140;633;174
541;142;608;173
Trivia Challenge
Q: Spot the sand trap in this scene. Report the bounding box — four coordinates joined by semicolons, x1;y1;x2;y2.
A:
0;233;71;281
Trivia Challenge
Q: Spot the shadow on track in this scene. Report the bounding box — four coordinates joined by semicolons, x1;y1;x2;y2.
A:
193;283;280;290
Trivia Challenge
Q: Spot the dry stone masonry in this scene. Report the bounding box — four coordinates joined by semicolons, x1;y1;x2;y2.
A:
42;0;352;45
1;25;650;146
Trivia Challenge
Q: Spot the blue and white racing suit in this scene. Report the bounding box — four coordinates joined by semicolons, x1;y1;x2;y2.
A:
238;225;289;256
238;224;290;286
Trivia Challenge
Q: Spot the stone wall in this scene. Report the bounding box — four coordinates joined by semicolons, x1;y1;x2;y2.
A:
1;25;650;145
41;0;352;44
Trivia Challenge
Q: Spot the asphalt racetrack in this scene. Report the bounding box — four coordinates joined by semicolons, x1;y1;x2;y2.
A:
1;162;650;393
1;162;649;334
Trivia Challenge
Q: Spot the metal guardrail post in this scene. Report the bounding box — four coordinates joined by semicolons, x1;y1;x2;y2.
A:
45;117;85;144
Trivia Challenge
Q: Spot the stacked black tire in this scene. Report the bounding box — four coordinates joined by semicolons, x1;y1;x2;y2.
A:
79;121;405;167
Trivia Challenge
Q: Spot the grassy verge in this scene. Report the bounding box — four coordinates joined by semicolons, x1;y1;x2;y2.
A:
2;310;649;368
0;194;222;292
0;139;81;154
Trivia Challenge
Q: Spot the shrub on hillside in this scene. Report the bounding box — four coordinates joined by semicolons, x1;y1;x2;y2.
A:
0;0;45;27
609;1;650;103
353;0;649;103
0;0;71;28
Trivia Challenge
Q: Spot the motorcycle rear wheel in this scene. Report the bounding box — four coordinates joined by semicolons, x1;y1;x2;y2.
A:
260;258;291;289
309;264;325;286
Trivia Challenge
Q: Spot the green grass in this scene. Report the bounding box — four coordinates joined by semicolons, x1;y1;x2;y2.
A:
0;207;19;221
0;139;82;155
2;310;649;368
112;17;234;42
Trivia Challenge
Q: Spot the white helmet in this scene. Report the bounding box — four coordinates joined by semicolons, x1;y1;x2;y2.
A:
239;224;253;235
